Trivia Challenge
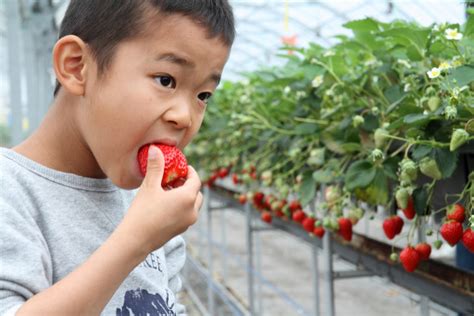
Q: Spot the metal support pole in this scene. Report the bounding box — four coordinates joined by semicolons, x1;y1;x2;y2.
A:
255;224;263;316
310;199;321;316
418;222;430;316
220;207;228;285
245;202;255;315
204;186;215;315
6;0;24;146
323;231;335;316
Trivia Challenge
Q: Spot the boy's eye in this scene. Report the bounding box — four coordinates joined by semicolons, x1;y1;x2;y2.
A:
198;92;212;103
155;75;175;88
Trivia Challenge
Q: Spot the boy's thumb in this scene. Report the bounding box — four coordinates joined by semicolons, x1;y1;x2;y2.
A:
144;145;165;187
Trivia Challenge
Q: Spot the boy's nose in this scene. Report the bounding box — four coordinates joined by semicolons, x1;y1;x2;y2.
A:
162;99;193;129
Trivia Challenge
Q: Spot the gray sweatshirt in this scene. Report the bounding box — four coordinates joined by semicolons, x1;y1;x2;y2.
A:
0;148;186;315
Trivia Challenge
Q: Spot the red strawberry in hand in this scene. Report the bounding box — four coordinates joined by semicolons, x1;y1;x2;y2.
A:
138;144;188;189
400;246;420;272
415;243;431;261
446;204;465;223
462;228;474;253
338;217;353;242
440;221;463;246
402;197;415;220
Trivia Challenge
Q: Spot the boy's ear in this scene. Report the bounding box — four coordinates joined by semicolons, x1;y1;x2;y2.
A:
53;35;92;96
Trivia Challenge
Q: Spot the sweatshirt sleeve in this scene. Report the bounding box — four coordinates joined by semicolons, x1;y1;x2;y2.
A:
163;235;187;315
0;200;53;315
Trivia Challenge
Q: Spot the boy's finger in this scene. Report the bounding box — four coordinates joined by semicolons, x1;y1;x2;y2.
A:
143;145;165;189
194;192;203;212
184;165;202;191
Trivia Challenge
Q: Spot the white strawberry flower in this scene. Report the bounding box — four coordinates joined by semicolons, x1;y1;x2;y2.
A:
283;86;291;95
427;67;441;79
444;28;463;40
312;75;324;88
404;83;411;92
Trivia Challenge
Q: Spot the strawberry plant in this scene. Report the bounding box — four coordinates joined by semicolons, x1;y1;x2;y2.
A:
187;15;474;267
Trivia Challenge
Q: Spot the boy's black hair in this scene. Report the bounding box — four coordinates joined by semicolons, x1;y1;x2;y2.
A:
54;0;235;96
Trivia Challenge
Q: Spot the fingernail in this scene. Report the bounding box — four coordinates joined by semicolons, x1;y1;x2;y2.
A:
148;146;159;160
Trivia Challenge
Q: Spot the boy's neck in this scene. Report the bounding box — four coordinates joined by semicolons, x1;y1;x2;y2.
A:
12;95;107;179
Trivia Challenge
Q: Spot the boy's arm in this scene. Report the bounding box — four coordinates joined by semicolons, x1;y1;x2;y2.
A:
13;147;202;315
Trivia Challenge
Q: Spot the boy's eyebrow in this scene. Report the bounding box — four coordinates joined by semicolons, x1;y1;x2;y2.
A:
155;53;195;68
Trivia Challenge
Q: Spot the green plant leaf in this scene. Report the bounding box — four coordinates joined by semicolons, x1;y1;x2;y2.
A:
411;145;432;160
413;186;429;216
299;172;317;206
343;18;381;33
403;114;430;126
345;160;376;190
313;169;333;184
433;148;458;178
447;65;474;87
295;123;318;135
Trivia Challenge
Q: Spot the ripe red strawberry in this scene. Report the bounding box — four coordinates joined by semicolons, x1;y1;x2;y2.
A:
218;167;229;178
238;194;247;205
338;217;353;241
302;217;316;233
261;211;272;223
292;209;306;223
393;215;404;235
446;204;465;223
462;228;474;253
440;221;463;246
383;217;398;240
313;226;325;238
400;246;420;272
415;243;431;260
289;200;302;213
138;144;188;188
232;173;239;184
402;196;415;220
253;192;265;208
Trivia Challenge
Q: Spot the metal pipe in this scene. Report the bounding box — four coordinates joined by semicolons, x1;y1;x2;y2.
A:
245;201;255;315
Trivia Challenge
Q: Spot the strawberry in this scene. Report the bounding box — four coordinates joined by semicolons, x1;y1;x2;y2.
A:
238;194;247;205
446;204;465;223
400;246;420;272
449;128;469;152
440;221;463;246
338;217;353;242
402;196;416;220
289;200;302;213
302;217;316;233
232;173;240;184
137;144;188;188
292;209;306;223
392;215;404;235
261;211;272;223
313;226;325;238
419;157;442;180
218;167;229;178
415;243;431;260
383;217;398;240
253;192;265;208
462;228;474;253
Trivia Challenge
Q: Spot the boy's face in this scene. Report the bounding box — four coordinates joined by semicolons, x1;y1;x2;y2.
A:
78;14;230;189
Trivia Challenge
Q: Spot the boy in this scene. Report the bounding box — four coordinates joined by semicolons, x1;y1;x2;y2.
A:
0;0;234;315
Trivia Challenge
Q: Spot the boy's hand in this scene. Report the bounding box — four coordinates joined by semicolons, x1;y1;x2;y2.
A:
120;145;202;255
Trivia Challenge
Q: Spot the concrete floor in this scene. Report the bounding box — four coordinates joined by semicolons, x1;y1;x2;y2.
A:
181;199;460;316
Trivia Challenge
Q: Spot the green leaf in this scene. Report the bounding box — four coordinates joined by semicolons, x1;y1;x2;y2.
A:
411;145;432;160
464;14;474;37
383;156;401;180
354;169;389;205
433;148;458;178
343;18;381;33
313;169;333;184
340;143;362;153
403;114;430;126
345;160;376;191
447;65;474;87
361;114;379;132
299;172;316;206
295;123;318;135
413;187;429;216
